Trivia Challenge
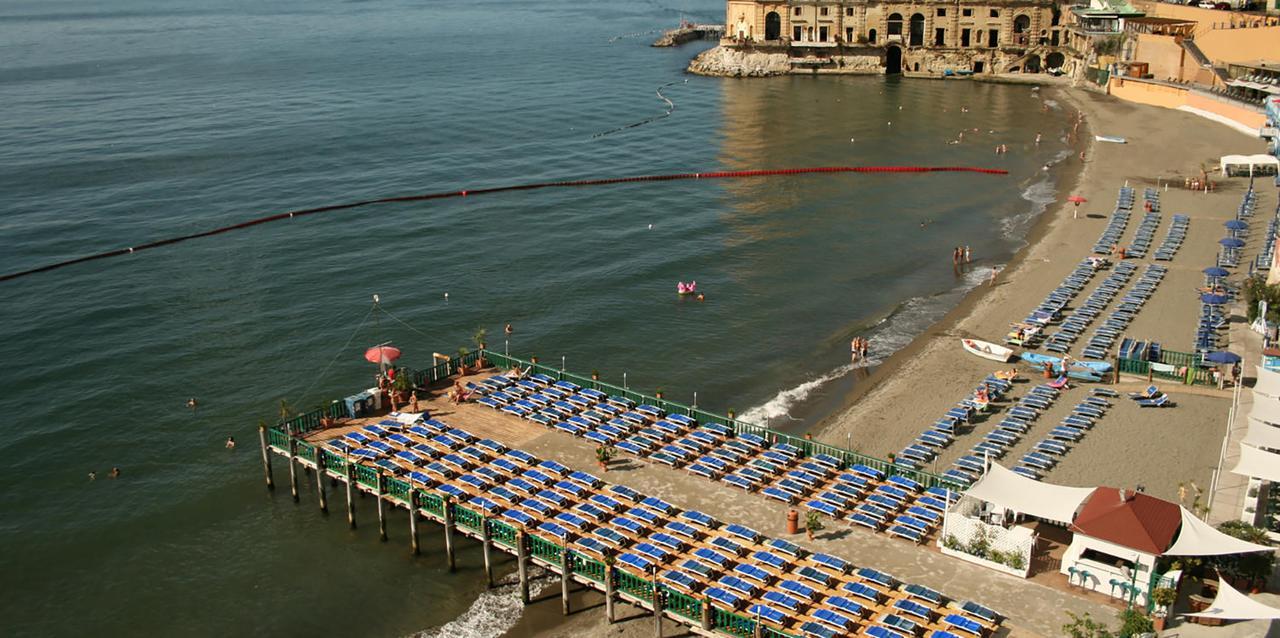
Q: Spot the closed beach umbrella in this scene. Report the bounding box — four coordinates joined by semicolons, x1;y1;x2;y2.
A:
1201;293;1230;305
1224;220;1248;230
1220;237;1245;248
1203;266;1230;277
1204;351;1242;364
364;345;402;365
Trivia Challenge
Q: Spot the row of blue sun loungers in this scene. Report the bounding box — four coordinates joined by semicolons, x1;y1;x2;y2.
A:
1023;259;1101;338
1194;296;1229;353
1091;188;1133;255
1080;264;1166;361
896;376;1014;491
318;413;1002;637
946;382;1063;483
1014;388;1116;481
1043;262;1136;354
466;372;964;546
1153;215;1188;261
1117;337;1161;362
1124;210;1160;259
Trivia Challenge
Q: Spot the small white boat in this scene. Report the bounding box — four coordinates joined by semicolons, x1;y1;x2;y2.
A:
962;338;1014;362
1095;135;1126;144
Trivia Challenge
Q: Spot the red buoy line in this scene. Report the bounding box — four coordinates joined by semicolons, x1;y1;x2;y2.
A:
0;165;1007;283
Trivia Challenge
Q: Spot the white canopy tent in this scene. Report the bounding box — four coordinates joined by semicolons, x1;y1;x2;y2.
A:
961;462;1095;524
1184;578;1280;620
1248;398;1280;427
1245;417;1280;451
1255;366;1280;400
1164;506;1275;556
1221;154;1280;177
1232;443;1280;482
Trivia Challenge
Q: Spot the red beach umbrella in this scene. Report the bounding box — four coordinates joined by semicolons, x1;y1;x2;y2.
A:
1067;195;1087;205
364;345;401;365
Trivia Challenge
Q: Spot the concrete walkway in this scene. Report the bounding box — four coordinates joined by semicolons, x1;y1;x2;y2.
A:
1206;310;1257;526
520;431;1119;638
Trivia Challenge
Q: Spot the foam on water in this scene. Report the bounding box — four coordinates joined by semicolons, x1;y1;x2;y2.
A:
409;569;553;638
736;266;995;427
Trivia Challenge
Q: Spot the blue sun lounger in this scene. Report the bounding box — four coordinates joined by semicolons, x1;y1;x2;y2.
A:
795;565;831;587
593;527;627;547
811;552;849;574
718;575;759;597
801;622;839;638
590;494;622;511
943;613;984;635
961;600;1000;624
694;547;732;567
611;516;644;535
502;508;535;527
812;608;854;630
664;520;699;540
1013;466;1042;480
779;579;817;600
661;569;697;592
1049;426;1083;441
894;598;933;620
747;602;788;624
888;524;925;543
682;510;717;528
733;563;771;585
761;590;801;611
710;536;744;556
705;587;740;609
574;502;607;521
618;552;652;573
752;550;788;571
842;580;882;603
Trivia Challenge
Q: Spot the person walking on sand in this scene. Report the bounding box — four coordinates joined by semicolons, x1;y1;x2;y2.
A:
989;266;1000;285
410;390;419;413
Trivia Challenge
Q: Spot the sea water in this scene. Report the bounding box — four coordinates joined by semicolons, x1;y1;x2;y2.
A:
0;0;1074;635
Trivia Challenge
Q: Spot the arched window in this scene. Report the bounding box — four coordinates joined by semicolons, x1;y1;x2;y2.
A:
1013;15;1031;33
909;13;925;46
887;13;903;36
765;11;781;41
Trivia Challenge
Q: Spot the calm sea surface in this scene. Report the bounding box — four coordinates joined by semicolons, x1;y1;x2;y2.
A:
0;0;1073;635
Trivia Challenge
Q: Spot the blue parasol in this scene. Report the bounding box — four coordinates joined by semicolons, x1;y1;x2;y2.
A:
1224;220;1248;230
1201;293;1230;305
1204;351;1241;364
1220;237;1245;248
1203;266;1230;277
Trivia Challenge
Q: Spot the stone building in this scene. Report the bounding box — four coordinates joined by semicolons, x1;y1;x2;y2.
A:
718;0;1077;76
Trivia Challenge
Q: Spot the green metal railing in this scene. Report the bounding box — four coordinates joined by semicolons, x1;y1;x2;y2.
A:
488;519;517;547
1119;347;1218;386
453;504;484;532
385;477;411;504
711;608;755;637
571;554;606;583
616;570;653;600
354;464;379;489
267;427;291;452
478;352;965;490
317;447;347;474
528;535;563;563
279;401;351;436
420;492;445;518
296;440;316;464
662;587;701;621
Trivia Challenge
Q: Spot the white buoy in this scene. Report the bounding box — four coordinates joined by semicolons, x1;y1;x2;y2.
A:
648;223;653;230
444;293;449;300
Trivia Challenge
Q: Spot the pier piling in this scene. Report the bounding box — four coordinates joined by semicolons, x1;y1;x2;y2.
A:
287;438;299;502
442;497;456;572
481;519;494;587
516;531;530;604
408;491;420;555
604;565;616;623
257;424;274;490
700;600;711;630
345;464;356;529
560;547;571;615
376;472;387;542
652;573;663;637
315;453;328;513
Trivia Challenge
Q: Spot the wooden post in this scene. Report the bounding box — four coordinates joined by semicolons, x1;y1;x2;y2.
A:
442;497;456;572
408;490;419;555
287;438;299;502
257;424;274;490
652;574;663;637
315;450;328;513
376;471;387;542
516;531;530;604
753;615;762;638
604;565;616;623
345;463;357;529
700;598;712;630
481;518;494;587
560;546;572;615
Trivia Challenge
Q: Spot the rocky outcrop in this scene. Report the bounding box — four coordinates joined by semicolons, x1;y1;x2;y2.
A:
688;46;791;77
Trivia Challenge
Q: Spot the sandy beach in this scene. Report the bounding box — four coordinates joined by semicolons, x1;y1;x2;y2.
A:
816;87;1271;504
496;87;1276;638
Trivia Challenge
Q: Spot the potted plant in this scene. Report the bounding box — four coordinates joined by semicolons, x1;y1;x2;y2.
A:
1151;586;1176;631
473;328;488;367
456;347;471;375
591;369;600;381
655;388;664;400
595;445;613;472
804;511;824;541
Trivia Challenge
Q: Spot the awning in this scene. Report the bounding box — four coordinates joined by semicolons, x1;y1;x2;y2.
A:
1221;154;1280;176
1248;395;1280;426
1245;417;1280;451
1164;506;1275;556
961;463;1095;524
1255;366;1280;399
1184;578;1280;620
1232;443;1280;482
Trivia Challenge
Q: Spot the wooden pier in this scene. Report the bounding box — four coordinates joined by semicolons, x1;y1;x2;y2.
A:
257;351;1001;638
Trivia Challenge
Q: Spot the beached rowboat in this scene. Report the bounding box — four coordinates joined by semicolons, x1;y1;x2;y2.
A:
961;339;1014;362
1095;135;1126;144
